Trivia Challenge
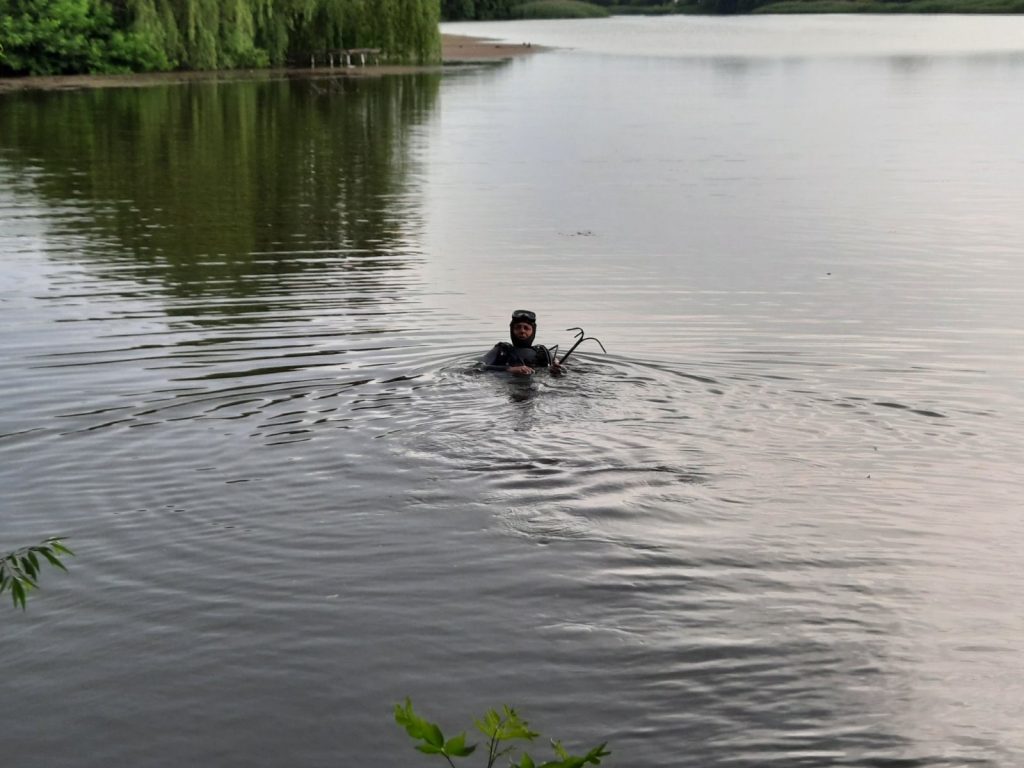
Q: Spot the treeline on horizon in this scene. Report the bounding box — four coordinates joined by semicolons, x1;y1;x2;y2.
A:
442;0;1024;18
0;0;440;77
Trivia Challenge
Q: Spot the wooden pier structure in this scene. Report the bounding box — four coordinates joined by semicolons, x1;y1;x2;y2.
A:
305;48;383;69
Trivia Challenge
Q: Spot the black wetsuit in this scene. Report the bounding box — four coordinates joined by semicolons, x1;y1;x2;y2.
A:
480;342;554;370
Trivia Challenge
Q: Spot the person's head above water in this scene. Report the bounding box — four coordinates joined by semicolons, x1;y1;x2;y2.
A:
509;309;537;348
479;308;562;375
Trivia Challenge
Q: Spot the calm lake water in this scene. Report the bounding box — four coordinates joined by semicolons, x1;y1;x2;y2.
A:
2;15;1023;768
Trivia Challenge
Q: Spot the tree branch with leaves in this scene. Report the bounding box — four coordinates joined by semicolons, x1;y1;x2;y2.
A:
0;538;73;609
395;698;610;768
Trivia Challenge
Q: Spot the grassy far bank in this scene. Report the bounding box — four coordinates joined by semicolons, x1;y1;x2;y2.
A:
449;0;1024;16
753;0;1024;10
511;0;610;16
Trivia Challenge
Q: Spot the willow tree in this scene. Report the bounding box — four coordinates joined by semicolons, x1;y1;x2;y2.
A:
123;0;440;68
0;0;440;75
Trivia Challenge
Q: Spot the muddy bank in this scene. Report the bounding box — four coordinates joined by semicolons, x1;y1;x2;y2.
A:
440;33;543;61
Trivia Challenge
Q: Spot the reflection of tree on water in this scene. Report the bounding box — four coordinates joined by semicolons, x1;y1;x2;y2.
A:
0;74;440;323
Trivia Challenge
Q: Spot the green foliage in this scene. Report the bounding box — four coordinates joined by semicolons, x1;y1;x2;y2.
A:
750;0;865;9
440;0;516;19
441;0;477;18
442;0;614;18
395;698;611;768
396;698;479;763
0;538;74;610
0;0;440;75
588;0;682;6
0;0;164;74
510;0;610;16
602;4;691;13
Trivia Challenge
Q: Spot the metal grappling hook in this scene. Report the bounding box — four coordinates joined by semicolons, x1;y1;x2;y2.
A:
558;327;607;365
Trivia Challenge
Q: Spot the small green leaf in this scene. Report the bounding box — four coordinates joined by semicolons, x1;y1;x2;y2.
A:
535;739;611;768
395;698;450;755
586;742;611;763
19;555;35;579
50;541;74;556
394;699;413;729
38;548;68;571
395;697;436;742
444;732;476;757
12;579;26;609
423;722;444;748
499;707;538;742
475;708;502;737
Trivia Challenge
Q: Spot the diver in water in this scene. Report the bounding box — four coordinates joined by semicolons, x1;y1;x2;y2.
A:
480;309;563;376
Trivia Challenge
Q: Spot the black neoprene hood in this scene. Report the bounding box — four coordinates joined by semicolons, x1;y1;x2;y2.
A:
509;309;537;348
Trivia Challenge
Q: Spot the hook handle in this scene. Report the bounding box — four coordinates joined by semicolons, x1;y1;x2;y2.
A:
558;327;606;365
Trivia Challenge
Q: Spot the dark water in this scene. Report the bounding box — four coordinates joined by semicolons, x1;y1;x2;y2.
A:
3;18;1024;768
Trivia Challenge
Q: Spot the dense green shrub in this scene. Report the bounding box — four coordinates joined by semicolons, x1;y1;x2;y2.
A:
510;0;610;17
441;0;516;19
603;4;690;13
0;0;440;76
0;0;166;74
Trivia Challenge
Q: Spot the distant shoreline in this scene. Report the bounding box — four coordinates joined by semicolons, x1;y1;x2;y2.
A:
0;34;544;95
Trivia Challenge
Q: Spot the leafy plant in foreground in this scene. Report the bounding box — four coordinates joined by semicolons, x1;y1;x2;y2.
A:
395;698;611;768
0;538;73;609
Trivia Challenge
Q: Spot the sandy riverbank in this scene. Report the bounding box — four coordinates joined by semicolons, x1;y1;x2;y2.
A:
0;34;542;94
440;33;543;61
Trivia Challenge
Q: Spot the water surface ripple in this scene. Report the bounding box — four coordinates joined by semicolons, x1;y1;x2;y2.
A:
3;19;1024;768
